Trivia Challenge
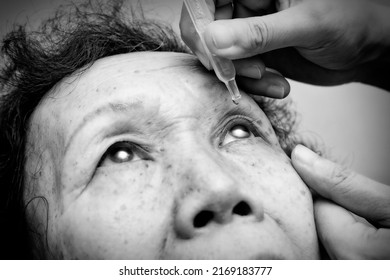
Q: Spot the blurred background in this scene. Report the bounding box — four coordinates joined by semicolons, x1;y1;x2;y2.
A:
1;0;389;184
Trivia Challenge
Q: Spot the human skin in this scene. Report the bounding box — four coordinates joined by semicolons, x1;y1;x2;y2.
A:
24;52;319;259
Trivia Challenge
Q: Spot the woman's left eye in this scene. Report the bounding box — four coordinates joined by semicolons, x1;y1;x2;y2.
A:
98;142;151;167
220;123;255;146
108;146;135;163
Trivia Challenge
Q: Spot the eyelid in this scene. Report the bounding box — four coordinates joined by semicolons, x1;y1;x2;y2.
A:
217;115;270;146
97;140;154;168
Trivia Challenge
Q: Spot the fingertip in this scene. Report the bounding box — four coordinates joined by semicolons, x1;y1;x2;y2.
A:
236;64;264;80
291;144;318;167
268;84;288;99
282;78;290;97
291;145;331;198
236;70;290;98
291;144;302;163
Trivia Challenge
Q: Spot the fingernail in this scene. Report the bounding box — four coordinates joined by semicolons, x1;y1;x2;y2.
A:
237;65;262;79
292;145;318;165
208;22;234;50
268;84;287;99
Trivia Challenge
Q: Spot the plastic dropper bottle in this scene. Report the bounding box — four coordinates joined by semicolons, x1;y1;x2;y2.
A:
183;0;241;104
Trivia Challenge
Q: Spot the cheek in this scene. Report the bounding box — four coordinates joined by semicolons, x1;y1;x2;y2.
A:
223;142;315;235
57;162;174;259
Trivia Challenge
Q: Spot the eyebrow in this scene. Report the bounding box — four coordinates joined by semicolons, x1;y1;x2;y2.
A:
64;101;143;152
223;105;248;118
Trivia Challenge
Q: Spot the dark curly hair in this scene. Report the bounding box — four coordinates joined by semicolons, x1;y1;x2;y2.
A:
0;0;318;259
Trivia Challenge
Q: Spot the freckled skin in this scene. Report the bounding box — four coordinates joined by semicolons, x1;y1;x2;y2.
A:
25;52;319;259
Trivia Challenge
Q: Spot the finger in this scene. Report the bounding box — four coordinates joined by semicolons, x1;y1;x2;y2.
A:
277;0;296;11
315;198;390;259
292;145;390;227
204;4;319;59
234;57;266;79
237;70;290;98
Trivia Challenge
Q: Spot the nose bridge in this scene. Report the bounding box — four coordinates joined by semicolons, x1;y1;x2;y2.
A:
181;138;236;195
188;148;244;215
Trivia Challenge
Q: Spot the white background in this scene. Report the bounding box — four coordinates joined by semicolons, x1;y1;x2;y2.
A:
1;260;389;279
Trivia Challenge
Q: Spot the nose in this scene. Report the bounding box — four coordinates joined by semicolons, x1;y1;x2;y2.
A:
173;151;264;239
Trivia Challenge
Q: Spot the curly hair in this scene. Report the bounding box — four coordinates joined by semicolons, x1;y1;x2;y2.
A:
0;0;318;259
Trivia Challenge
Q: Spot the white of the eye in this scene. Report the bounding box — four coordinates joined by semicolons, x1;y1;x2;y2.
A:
229;125;250;138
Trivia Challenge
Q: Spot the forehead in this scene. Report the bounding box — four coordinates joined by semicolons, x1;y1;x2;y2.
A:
55;51;226;102
42;52;235;121
30;51;272;149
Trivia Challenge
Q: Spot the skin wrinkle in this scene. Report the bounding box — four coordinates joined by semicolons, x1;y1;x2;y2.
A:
228;141;311;249
144;156;174;260
158;235;169;259
158;201;176;259
64;101;145;153
24;52;319;259
0;4;211;259
0;0;324;258
60;104;158;204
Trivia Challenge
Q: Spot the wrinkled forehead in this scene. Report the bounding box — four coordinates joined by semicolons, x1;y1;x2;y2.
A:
87;51;203;78
91;51;201;72
56;51;210;93
26;51;278;179
45;51;229;110
29;51;243;144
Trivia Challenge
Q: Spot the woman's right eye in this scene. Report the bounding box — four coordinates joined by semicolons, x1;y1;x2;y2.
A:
98;142;150;167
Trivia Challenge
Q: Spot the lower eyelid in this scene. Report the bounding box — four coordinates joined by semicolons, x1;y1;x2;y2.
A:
95;160;146;174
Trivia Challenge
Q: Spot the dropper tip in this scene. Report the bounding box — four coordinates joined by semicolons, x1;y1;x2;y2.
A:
225;79;241;105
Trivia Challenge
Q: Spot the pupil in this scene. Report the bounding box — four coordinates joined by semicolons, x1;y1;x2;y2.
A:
230;125;250;138
111;149;133;163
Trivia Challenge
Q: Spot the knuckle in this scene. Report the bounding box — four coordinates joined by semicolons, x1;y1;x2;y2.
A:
277;0;293;11
328;164;355;195
376;205;390;227
245;20;270;52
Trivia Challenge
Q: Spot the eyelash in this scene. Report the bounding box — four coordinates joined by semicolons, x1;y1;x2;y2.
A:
218;115;262;147
97;115;264;167
97;141;152;167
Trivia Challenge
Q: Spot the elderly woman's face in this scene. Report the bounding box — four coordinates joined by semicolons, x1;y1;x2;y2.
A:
25;52;318;259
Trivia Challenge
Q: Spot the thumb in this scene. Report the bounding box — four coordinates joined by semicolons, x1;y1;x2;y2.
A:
204;4;319;59
314;198;390;259
291;144;390;227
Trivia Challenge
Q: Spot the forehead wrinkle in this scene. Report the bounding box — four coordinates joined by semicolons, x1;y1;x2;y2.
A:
142;59;205;75
89;52;202;74
64;101;143;152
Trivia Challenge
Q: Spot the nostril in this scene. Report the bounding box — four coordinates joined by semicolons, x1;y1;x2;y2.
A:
233;201;252;216
193;210;214;228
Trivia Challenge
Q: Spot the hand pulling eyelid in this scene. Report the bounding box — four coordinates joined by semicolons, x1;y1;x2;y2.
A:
183;0;241;105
